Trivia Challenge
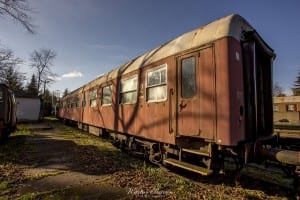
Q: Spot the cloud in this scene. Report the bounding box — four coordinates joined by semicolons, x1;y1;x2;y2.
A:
62;70;83;78
48;75;62;81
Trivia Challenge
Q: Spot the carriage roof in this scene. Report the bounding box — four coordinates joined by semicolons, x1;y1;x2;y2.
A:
71;14;272;92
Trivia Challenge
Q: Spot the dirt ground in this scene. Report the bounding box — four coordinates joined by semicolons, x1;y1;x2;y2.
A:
0;119;298;199
3;122;129;199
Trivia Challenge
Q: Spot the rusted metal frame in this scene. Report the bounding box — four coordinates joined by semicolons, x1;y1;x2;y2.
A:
252;42;258;138
164;145;180;156
175;44;214;137
175;56;179;137
212;44;217;142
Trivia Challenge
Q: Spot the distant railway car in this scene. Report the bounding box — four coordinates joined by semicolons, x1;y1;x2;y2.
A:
58;14;299;176
0;84;17;142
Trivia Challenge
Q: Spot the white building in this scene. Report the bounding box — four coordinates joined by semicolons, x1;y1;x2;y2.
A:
16;97;41;122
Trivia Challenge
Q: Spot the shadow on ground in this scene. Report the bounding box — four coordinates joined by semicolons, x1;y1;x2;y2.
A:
0;123;134;199
0;120;297;199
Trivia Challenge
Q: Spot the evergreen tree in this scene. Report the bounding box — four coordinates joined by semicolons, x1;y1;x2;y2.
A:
2;65;25;92
292;70;300;96
27;74;38;96
63;88;69;97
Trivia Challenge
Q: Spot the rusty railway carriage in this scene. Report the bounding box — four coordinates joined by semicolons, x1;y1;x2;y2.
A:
58;14;300;178
0;84;17;142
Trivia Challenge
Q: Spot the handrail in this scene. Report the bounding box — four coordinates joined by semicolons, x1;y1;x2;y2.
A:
169;88;174;133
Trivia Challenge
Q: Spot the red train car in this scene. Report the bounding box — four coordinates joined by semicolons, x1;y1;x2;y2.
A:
0;84;17;142
58;14;288;174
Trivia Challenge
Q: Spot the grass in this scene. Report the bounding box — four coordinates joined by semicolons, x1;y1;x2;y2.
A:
17;187;74;200
274;124;300;130
109;164;293;199
0;118;297;199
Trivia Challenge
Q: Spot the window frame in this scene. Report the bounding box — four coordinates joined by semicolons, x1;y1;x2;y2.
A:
82;92;86;107
181;56;196;99
145;63;168;103
101;84;113;106
119;74;138;105
67;98;71;109
74;94;80;108
89;88;98;107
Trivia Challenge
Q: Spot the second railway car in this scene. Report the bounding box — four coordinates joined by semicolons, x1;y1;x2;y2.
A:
59;14;299;175
0;84;17;142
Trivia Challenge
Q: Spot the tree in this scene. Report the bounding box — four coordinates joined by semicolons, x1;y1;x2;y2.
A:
292;70;300;96
0;47;21;76
26;74;38;96
63;88;69;97
41;88;52;116
0;48;12;75
0;48;24;91
1;65;25;92
30;48;57;94
0;0;35;33
273;82;286;97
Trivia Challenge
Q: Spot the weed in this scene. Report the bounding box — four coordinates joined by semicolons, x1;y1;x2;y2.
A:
17;187;74;200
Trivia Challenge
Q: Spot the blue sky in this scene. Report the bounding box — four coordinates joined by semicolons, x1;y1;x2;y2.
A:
0;0;299;95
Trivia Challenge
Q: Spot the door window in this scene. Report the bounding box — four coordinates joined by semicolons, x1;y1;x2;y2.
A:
181;57;196;98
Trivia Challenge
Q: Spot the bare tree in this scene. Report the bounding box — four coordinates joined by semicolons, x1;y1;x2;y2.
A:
0;47;14;71
273;82;286;97
30;48;56;94
0;47;22;82
0;0;35;33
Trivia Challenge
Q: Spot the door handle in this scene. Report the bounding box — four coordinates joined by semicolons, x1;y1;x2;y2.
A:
178;101;187;112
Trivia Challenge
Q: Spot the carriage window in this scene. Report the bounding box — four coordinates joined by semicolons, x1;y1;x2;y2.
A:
67;98;71;108
75;95;80;107
71;99;75;108
63;100;66;108
0;91;3;101
90;89;97;107
102;85;112;105
82;92;86;107
146;64;167;102
120;75;137;104
181;57;196;98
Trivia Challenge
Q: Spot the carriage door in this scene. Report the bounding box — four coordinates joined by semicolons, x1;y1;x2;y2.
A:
177;47;215;140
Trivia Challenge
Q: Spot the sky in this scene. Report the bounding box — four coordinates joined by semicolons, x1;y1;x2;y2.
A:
0;0;299;95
